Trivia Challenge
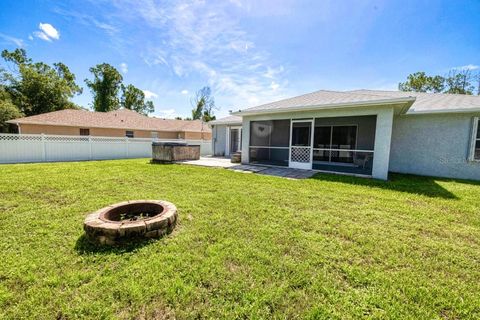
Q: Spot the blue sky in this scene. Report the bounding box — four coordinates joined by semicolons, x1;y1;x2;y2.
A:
0;0;479;119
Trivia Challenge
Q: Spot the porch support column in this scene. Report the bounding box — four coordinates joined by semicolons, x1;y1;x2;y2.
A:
241;117;250;164
372;107;394;180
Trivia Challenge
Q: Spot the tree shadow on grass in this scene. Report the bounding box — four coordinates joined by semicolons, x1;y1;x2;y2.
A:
74;234;156;255
309;172;480;199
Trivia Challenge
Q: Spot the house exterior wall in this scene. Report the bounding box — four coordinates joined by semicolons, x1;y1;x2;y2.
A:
18;123;210;140
241;105;396;180
390;113;480;180
212;124;228;156
182;131;212;140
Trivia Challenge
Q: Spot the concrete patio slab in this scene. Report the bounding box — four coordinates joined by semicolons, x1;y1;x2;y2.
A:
229;164;316;179
177;156;237;168
178;156;317;179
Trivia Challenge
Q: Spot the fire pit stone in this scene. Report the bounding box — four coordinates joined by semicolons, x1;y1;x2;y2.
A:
84;200;177;245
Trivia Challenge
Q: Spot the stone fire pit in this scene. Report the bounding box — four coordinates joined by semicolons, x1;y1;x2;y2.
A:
84;200;177;245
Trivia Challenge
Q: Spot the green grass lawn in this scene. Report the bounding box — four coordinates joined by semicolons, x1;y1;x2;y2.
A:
1;159;479;319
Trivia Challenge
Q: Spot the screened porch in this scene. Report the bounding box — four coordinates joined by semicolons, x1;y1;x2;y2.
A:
248;116;377;176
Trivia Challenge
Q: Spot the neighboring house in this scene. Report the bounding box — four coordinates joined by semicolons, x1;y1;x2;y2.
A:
7;109;212;140
222;89;479;181
209;115;243;157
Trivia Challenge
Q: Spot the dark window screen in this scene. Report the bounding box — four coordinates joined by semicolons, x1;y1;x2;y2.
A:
249;120;290;166
313;126;331;148
250;120;290;147
331;126;357;149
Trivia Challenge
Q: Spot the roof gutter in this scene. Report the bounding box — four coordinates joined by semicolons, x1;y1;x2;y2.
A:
231;97;416;116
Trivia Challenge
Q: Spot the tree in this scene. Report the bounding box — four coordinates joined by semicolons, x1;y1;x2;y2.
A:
190;86;216;122
0;86;23;132
399;70;479;95
85;63;123;112
444;70;475;95
120;84;154;115
0;49;82;116
398;72;445;93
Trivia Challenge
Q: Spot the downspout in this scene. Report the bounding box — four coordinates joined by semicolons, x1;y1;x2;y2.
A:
17;123;21;134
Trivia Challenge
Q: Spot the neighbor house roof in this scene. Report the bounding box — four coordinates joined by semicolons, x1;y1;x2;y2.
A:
7;109;210;133
209;115;242;125
232;89;480;116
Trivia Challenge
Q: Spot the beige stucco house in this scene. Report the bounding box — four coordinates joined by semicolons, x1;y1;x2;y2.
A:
7;109;212;140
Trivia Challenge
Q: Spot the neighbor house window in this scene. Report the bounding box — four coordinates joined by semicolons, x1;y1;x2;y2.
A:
471;117;480;161
79;128;90;136
126;131;134;138
151;132;158;139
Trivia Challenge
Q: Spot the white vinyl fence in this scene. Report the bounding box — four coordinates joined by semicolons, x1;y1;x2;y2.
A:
0;133;212;164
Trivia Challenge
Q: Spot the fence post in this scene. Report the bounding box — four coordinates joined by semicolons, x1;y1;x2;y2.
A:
88;136;92;160
41;133;46;162
126;137;129;158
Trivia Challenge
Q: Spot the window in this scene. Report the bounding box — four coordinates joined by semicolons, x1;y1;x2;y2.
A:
249;120;290;166
471;117;480;161
79;128;90;136
126;131;134;138
151;132;158;139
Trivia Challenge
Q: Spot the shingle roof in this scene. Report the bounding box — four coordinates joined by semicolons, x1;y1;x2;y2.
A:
234;89;480;115
350;89;480;114
209;115;242;125
7;108;211;133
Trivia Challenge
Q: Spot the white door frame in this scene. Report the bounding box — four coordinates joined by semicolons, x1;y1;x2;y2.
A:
226;126;242;156
289;119;314;170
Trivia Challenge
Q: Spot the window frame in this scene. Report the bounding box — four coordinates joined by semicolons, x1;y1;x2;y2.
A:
125;130;134;138
79;128;90;136
469;117;480;162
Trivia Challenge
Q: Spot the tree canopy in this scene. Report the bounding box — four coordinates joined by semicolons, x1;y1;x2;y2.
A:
0;86;23;132
191;86;216;122
399;70;479;95
85;63;123;112
85;64;155;114
0;48;82;116
120;84;154;115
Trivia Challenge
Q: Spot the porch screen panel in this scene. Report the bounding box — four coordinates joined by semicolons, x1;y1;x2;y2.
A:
312;120;373;175
331;126;356;163
249;120;290;166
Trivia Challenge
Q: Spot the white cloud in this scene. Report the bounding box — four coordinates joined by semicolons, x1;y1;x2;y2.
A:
53;8;119;37
28;35;33;41
181;90;189;95
33;31;51;41
39;23;60;39
0;33;24;47
120;62;128;74
104;1;290;109
34;23;60;41
264;66;284;79
454;64;479;71
143;90;158;99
